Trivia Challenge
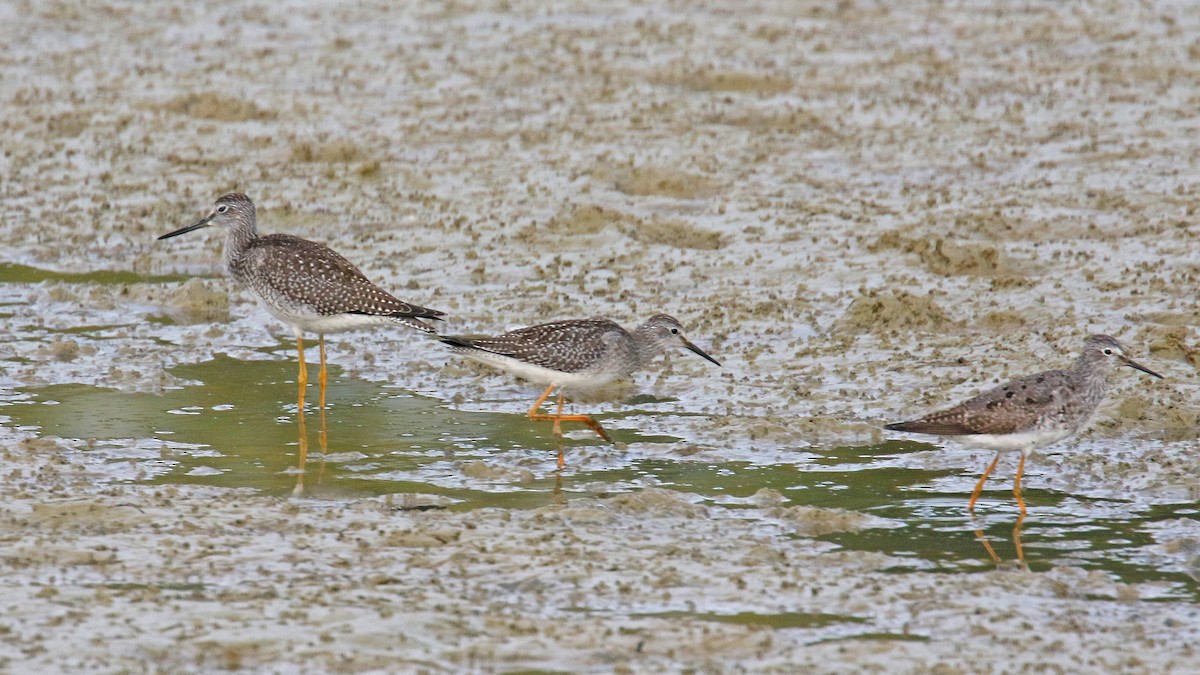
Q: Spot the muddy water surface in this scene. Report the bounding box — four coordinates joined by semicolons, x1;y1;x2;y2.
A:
3;0;1200;671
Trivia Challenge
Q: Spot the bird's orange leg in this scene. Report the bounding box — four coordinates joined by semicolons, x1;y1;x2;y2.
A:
968;451;1003;514
318;335;328;412
1013;452;1028;516
526;384;557;420
526;384;612;442
296;334;307;413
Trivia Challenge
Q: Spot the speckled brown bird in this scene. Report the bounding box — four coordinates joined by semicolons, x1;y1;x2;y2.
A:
440;314;720;466
884;334;1162;515
159;192;444;411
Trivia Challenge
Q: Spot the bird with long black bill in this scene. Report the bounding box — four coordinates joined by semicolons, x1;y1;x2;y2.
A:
159;193;445;412
884;334;1162;515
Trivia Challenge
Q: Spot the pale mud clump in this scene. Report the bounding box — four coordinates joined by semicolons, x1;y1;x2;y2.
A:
705;416;816;447
766;504;895;537
927;208;1030;241
162;93;276;122
290;140;382;180
627;217;722;250
41;338;83;363
46;110;91;137
602;164;720;200
832;289;956;336
704;105;837;140
532;203;639;238
380;527;462;548
460;460;536;483
650;62;794;95
1140;324;1200;369
872;231;1020;279
975;309;1029;333
602;487;707;518
38;279;227;327
787;416;882;444
1113;394;1200;442
528;204;722;250
25;501;150;533
161;278;231;325
289;139;365;163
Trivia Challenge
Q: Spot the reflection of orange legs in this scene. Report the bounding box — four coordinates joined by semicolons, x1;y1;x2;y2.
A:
552;465;565;501
968;452;1002;514
974;525;1001;564
1012;513;1027;565
526;384;612;443
292;383;330;499
295;334;308;413
974;514;1029;566
1013;453;1028;516
318;336;328;412
970;451;1031;566
315;336;330;485
294;395;309;497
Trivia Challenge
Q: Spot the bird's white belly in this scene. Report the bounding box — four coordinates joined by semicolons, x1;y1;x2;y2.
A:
462;352;612;391
260;300;390;335
958;428;1074;453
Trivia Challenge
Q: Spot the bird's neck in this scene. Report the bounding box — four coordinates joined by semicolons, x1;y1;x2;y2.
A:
223;223;258;271
632;324;662;368
1072;355;1112;403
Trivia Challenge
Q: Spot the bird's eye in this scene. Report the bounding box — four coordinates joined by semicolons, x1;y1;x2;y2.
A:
217;205;229;214
670;328;679;335
1103;348;1113;355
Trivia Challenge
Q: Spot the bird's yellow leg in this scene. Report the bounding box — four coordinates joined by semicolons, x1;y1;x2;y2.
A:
968;451;1003;514
526;385;612;442
526;384;558;420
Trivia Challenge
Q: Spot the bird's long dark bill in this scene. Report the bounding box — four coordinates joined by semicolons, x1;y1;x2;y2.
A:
158;214;214;240
1123;356;1163;379
683;339;721;366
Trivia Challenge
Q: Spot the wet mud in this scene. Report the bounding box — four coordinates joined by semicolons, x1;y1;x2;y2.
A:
2;0;1200;671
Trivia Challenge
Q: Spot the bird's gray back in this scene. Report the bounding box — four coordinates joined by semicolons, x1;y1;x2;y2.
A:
452;319;633;374
895;368;1099;436
231;234;439;320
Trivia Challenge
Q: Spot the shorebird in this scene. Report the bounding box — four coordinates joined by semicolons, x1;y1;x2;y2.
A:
440;314;720;465
884;334;1162;515
159;193;444;411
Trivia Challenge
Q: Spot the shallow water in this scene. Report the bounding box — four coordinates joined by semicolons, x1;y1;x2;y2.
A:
6;353;1196;600
5;0;1200;668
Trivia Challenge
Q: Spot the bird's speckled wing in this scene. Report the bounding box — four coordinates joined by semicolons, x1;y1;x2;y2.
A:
887;369;1076;436
443;319;625;373
237;234;444;325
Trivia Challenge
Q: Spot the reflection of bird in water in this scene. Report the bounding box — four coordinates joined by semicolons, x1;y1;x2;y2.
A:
975;513;1027;568
291;406;328;498
159;193;444;414
884;335;1162;515
440;314;721;467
